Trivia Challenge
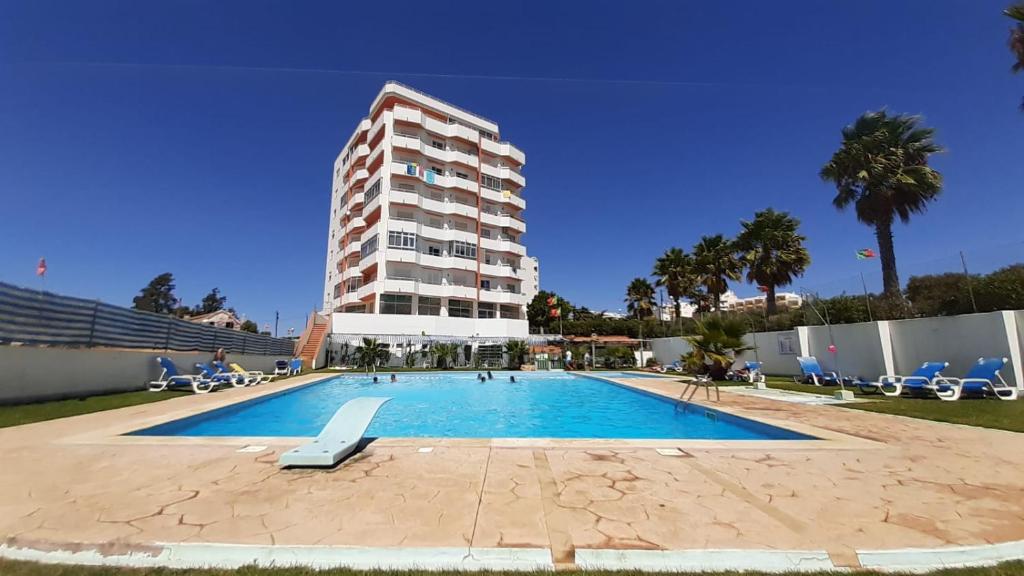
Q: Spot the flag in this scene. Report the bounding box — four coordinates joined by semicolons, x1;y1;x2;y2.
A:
757;285;769;293
549;308;561;318
36;258;47;277
856;248;877;260
546;295;557;306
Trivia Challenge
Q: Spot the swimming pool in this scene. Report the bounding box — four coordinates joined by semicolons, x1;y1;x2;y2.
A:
132;372;812;440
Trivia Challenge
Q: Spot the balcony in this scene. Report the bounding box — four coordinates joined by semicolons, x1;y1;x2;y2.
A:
480;211;526;234
390;162;479;195
385;248;478;272
353;143;370;163
341;216;365;236
394;105;483;144
346;191;365;210
480;187;525;210
342;240;361;258
381;277;476;300
356;281;377;300
480;236;526;256
480;138;526;165
480;163;526;189
391;189;479;220
341;265;362;280
389;218;477;245
351;168;370;186
479;262;521;279
479;289;528;306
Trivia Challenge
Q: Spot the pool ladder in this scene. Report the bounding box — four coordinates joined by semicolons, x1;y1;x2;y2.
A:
675;375;720;412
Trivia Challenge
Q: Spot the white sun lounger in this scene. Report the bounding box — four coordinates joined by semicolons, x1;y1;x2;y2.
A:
278;397;392;467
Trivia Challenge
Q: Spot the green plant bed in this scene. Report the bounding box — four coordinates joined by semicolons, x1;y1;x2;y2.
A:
0;389;190;429
843;396;1024;433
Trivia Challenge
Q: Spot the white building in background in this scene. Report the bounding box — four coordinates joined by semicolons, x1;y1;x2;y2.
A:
322;82;530;338
720;290;803;313
522;256;540;303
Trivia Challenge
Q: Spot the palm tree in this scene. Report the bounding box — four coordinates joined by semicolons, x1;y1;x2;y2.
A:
1008;3;1024;108
820;110;944;296
735;209;811;316
652;248;697;325
624;277;656;319
692;235;743;312
432;342;459;369
683;316;752;379
353;337;389;373
504;339;529;369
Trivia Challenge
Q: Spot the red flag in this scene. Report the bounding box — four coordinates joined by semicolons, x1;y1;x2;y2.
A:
549;308;561;318
546;295;557;306
757;285;769;293
36;258;47;277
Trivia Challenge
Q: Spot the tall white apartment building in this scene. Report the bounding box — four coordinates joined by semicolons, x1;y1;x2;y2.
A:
323;82;530;338
523;256;540;303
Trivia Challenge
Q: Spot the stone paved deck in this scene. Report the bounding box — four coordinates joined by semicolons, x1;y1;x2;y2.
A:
2;373;1024;570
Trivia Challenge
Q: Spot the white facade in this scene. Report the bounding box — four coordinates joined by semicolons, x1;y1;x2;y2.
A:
323;82;529;338
522;256;540;303
720;290;803;313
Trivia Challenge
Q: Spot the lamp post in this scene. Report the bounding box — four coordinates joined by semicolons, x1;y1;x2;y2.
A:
590;332;597;372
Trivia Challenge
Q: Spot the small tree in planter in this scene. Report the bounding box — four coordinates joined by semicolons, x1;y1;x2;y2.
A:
682;316;751;380
504;340;529;370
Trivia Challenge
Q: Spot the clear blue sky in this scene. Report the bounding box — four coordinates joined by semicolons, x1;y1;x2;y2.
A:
1;0;1022;328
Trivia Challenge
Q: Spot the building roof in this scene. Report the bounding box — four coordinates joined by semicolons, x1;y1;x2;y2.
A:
564;335;639;345
186;310;239;322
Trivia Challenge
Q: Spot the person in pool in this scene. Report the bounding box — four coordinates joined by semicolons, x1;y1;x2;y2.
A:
486;370;493;380
390;373;397;382
510;375;516;383
372;375;379;383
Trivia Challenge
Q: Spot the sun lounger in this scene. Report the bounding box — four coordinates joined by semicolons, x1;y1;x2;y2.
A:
857;361;948;396
273;360;290;376
932;357;1017;401
278;397;392;467
195;362;246;388
657;360;684;373
796;356;851;386
149;357;215;394
288;358;302;375
228;362;274;384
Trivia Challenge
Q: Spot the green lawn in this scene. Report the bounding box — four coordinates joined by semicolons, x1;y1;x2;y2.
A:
1;560;1023;576
752;376;1024;433
0;390;191;429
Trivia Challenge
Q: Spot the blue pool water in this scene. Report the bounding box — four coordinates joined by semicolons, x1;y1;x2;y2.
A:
131;372;812;440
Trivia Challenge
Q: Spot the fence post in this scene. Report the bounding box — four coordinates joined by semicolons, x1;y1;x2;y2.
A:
86;301;100;348
241;334;247;355
212;330;218;353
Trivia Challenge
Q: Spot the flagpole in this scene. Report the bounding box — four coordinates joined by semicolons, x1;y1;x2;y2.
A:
860;272;873;322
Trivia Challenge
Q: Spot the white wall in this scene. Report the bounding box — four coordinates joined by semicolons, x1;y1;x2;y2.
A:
0;347;286;405
648;337;692;366
736;330;803;376
801;322;889;379
888;311;1020;387
331;312;528;338
649;311;1023;387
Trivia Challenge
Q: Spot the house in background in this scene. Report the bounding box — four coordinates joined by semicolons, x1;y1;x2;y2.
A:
186;310;242;330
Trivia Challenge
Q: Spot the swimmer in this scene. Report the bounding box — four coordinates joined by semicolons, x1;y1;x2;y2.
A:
390;373;397;383
486;370;493;380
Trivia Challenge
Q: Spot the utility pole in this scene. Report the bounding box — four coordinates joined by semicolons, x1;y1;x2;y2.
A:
274;310;279;338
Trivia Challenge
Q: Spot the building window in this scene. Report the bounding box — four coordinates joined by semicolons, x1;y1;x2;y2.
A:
481;174;501;191
479;130;495;141
418;296;441;316
387;231;417;250
451;240;477;259
478;303;496;319
360;234;378;259
380;294;412;315
480;279;491;290
333;283;342;298
455;171;469;180
448;299;473;318
364;179;381;202
427;245;441;256
431;140;444;150
500;305;519;319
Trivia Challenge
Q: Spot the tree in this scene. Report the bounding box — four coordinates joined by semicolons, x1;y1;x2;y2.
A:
652;248;697;325
692;235;743;312
527;290;573;331
131;273;178;314
197;288;228;315
1007;3;1024;108
820;110;944;296
624;278;656;319
240;320;258;333
504;340;529;369
354;337;389;373
735;209;811;316
682;316;751;379
431;342;460;369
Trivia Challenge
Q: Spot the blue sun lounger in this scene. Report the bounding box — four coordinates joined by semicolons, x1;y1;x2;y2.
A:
796;356;852;386
149;357;215;394
278;397;392;468
195;362;246;388
932;357;1017;401
857;361;949;396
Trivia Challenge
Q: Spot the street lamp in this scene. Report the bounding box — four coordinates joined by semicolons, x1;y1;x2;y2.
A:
590;332;597;372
